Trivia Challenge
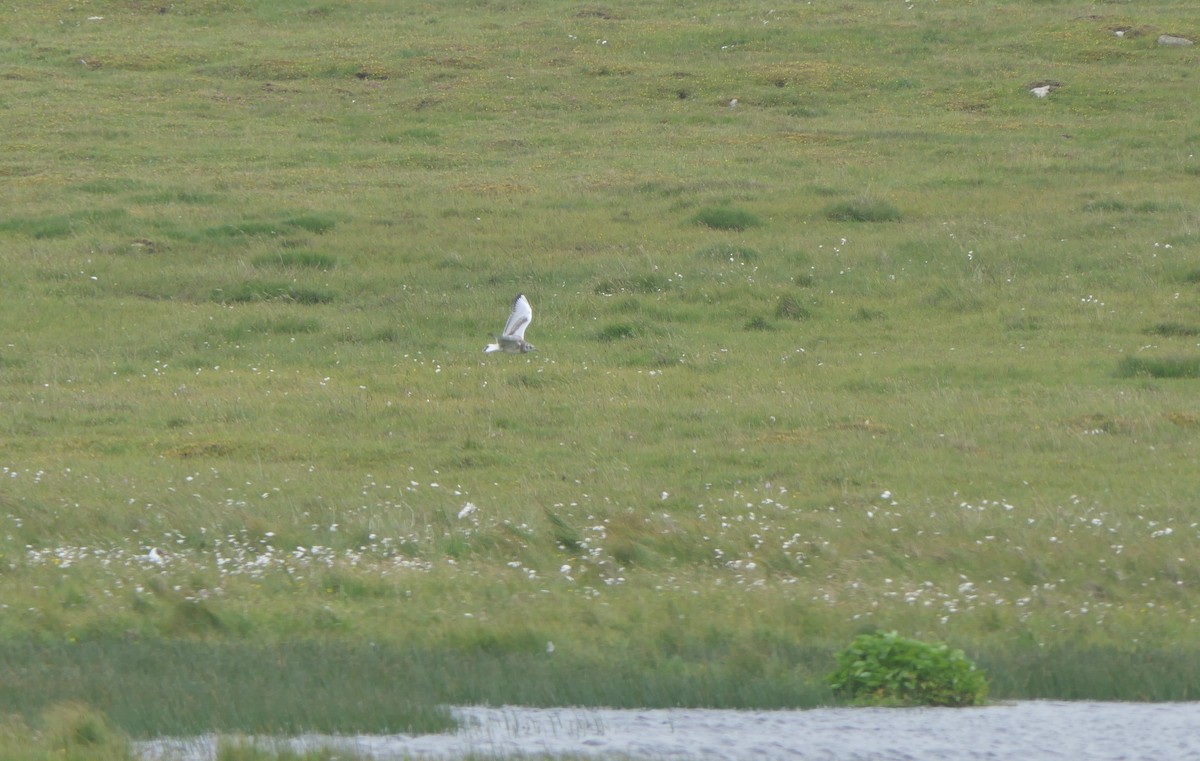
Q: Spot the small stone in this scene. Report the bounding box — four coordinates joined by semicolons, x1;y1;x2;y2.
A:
1157;34;1194;46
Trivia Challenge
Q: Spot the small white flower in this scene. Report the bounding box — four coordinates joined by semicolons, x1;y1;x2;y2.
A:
457;502;477;519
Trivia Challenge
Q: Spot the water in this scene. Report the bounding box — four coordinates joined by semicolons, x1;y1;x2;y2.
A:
139;702;1200;760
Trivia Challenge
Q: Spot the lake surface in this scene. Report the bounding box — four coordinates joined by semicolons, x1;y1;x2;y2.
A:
139;701;1200;760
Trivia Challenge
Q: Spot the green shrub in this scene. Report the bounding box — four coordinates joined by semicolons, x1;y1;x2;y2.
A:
828;630;988;707
691;206;763;231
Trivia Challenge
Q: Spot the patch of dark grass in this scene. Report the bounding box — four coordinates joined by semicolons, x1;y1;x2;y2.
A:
384;127;441;144
1145;322;1200;337
0;208;130;239
823;197;902;223
75;178;144;194
252;251;339;270
0;214;74;239
131;189;221;205
744;315;775;331
205;221;284;239
775;295;812;320
851;306;885;322
1083;198;1130;213
544;509;581;551
593;273;671;295
200;214;339;241
37;702;131;760
167;599;228;636
216;317;323;340
924;284;982;313
697;243;759;262
691;206;763;231
1006;314;1041;331
284;213;339;234
1116;355;1200;379
1180;269;1200;284
212;281;336;305
595;322;639;341
1083;198;1183;214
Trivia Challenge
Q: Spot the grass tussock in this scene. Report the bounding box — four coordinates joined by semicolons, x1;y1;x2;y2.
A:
775;295;812;320
1117;355;1200;379
691;207;763;231
595;322;640;341
823;197;903;222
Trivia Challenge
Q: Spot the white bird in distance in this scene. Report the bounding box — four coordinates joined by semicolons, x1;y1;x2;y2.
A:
484;293;537;354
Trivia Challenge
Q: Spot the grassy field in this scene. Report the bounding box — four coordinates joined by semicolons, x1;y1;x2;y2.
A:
2;0;1199;743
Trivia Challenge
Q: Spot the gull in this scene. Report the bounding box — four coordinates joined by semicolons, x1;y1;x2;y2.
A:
1030;85;1051;98
484;293;536;354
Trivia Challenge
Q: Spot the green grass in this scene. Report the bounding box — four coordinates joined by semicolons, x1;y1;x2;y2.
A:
1117;354;1200;379
0;702;132;761
2;0;1200;742
823;197;904;223
691;207;764;231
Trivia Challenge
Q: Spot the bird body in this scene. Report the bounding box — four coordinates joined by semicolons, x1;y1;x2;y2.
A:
484;293;536;354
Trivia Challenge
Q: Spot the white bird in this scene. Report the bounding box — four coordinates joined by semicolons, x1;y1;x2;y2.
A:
484;293;536;354
1030;85;1052;98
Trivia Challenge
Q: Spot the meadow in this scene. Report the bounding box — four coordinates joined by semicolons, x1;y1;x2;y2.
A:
2;0;1199;747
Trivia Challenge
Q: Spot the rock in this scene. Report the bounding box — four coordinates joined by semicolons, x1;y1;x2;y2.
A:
1157;34;1194;46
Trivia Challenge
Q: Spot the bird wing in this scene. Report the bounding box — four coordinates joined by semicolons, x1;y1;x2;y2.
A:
502;294;532;341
